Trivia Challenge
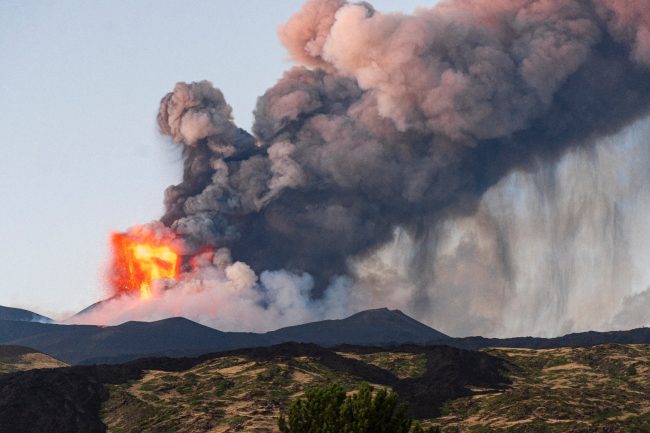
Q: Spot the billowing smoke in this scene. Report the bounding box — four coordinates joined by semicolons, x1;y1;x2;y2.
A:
74;0;650;335
354;116;650;337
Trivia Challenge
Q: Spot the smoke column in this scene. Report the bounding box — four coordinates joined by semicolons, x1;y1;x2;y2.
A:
74;0;650;335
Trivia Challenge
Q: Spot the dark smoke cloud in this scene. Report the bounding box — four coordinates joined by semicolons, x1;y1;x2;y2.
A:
156;0;650;294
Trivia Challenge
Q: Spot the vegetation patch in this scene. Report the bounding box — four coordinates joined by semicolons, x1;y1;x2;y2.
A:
98;344;650;432
429;345;650;432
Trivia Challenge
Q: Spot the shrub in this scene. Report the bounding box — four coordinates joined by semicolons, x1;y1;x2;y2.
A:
278;382;438;433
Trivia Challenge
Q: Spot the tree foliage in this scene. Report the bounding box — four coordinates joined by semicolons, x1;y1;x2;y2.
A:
278;383;439;433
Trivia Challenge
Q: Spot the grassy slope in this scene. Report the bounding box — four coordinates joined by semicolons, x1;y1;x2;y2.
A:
0;346;68;373
101;344;650;433
102;354;365;433
431;344;650;433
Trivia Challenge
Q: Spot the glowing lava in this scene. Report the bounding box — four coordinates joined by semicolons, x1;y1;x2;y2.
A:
110;230;180;300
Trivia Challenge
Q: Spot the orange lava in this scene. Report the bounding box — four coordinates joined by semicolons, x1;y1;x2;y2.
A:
110;231;180;300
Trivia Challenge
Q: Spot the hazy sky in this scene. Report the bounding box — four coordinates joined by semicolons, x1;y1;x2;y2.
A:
0;0;431;318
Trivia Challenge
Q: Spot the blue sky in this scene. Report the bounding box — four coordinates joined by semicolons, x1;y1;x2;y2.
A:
0;0;430;317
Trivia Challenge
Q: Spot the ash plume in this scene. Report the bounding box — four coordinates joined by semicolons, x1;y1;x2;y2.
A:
159;0;650;287
78;0;650;334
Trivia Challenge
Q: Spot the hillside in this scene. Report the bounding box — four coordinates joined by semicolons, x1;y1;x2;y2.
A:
431;344;650;432
97;344;650;433
0;343;507;433
0;306;51;323
1;343;649;432
0;317;265;365
267;308;449;345
0;345;67;373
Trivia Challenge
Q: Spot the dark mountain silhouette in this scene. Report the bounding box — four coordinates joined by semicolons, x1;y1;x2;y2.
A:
0;305;51;323
0;345;46;358
0;318;266;365
0;305;648;365
267;308;449;345
0;308;451;364
442;327;650;350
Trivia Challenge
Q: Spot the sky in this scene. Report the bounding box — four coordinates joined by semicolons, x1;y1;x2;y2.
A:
0;0;431;318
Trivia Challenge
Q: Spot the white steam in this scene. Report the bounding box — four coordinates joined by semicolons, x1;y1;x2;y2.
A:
71;248;356;332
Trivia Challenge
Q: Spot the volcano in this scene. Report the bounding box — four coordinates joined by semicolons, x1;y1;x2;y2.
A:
68;0;650;337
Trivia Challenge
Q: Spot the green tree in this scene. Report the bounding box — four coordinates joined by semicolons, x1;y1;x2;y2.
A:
278;382;439;433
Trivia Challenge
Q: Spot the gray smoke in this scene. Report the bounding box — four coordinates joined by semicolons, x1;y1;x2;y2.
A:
157;0;650;294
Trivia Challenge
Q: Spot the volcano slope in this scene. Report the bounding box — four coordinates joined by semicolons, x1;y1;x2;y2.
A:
1;343;649;433
98;344;650;433
430;344;650;432
0;345;67;373
0;343;507;433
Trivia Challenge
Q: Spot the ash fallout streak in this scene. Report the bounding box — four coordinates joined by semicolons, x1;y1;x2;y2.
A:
77;0;650;335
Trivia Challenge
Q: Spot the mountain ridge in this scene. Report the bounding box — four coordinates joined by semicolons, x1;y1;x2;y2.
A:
0;306;52;323
0;304;648;365
266;307;449;346
0;307;451;364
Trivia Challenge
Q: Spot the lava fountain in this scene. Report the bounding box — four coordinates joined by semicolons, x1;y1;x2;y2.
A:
109;225;180;300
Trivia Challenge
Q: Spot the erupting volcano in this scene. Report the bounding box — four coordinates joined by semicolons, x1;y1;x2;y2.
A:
109;225;180;300
71;0;650;336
